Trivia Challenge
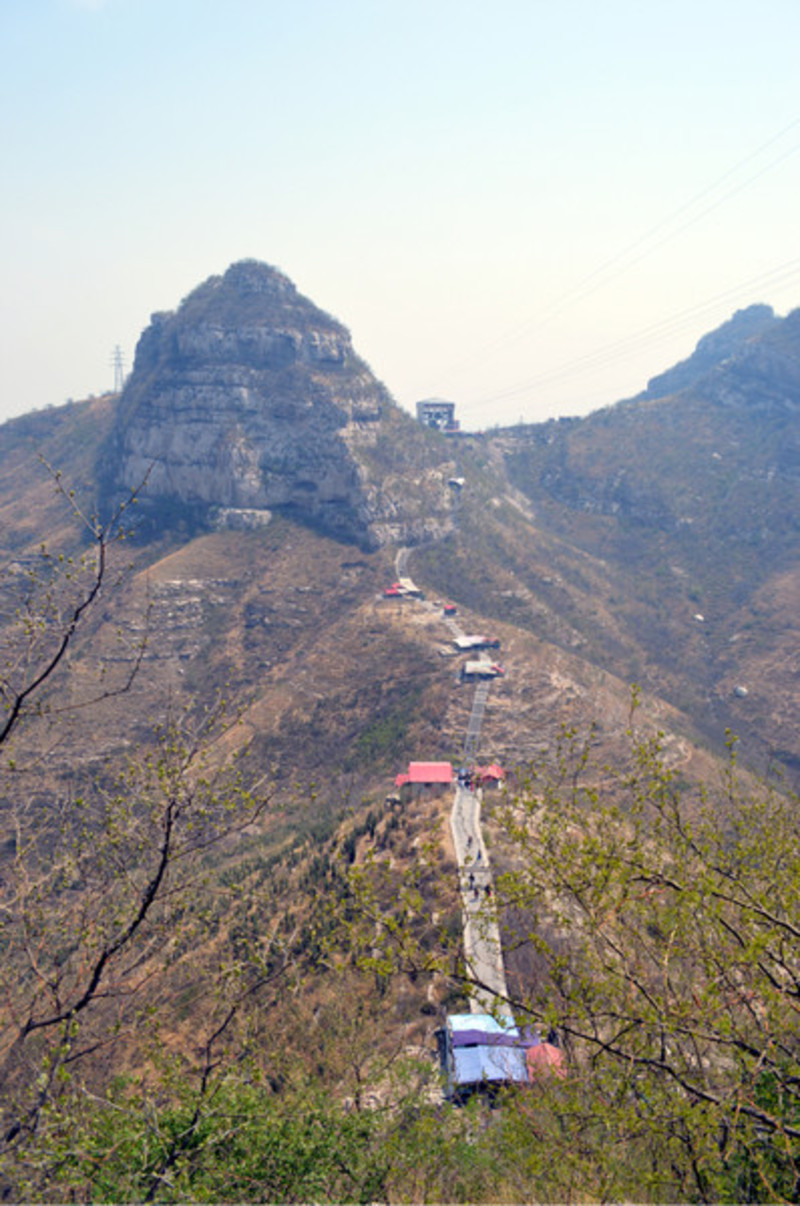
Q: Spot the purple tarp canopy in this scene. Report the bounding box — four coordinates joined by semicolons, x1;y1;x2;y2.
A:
450;1027;541;1049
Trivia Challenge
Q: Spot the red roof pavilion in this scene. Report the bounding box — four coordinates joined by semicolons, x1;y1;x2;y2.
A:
395;762;453;788
474;764;506;782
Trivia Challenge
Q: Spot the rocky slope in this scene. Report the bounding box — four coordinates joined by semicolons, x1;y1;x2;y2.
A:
640;303;780;400
4;287;800;785
488;304;800;775
4;285;800;1117
102;259;457;548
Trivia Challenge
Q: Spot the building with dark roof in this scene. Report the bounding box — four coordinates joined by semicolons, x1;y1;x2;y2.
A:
416;398;460;433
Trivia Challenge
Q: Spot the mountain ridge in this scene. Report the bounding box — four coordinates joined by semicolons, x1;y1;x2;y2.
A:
2;268;800;786
2;269;800;1200
639;302;780;400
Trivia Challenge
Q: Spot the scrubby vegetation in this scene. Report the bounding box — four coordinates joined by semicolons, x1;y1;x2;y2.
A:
5;296;800;1199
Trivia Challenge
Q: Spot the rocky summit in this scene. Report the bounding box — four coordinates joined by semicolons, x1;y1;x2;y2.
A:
639;303;780;401
103;260;456;548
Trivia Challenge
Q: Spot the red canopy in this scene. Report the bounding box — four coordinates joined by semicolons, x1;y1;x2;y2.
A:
474;763;506;782
526;1043;566;1079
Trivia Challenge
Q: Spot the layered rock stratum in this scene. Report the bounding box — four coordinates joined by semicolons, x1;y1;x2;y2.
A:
104;259;456;547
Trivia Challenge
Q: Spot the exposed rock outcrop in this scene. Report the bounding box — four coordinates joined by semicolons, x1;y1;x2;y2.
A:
696;308;800;415
641;304;779;400
103;260;455;548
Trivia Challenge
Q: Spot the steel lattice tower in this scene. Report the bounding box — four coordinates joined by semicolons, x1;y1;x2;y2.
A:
111;345;125;393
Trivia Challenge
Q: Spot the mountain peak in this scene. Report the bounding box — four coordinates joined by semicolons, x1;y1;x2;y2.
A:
172;259;343;333
103;261;457;548
641;303;779;400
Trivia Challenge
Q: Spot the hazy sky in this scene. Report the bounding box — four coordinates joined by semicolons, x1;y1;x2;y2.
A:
3;0;800;431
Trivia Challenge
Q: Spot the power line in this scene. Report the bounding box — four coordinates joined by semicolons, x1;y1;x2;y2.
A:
435;115;800;388
526;116;800;333
466;255;800;409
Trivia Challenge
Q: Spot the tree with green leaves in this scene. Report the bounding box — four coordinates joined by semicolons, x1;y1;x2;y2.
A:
0;471;471;1204
486;720;800;1202
335;711;800;1202
0;474;287;1198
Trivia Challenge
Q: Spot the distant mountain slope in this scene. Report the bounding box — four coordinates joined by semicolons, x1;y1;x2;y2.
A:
8;271;800;1176
640;303;779;400
3;288;800;788
0;395;116;555
490;305;800;775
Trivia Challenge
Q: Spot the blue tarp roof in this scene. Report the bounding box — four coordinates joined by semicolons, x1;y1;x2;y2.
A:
453;1044;528;1086
445;1013;531;1087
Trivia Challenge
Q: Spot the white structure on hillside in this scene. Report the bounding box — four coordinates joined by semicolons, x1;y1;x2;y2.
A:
416;398;460;433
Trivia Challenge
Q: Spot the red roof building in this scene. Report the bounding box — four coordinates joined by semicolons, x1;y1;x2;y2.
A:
473;763;506;784
395;762;453;788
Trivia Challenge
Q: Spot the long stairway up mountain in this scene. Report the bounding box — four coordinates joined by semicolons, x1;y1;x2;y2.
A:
451;783;512;1016
398;545;510;1015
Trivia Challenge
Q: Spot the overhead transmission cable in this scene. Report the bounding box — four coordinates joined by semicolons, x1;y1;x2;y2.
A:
438;115;800;386
526;114;800;333
470;255;800;407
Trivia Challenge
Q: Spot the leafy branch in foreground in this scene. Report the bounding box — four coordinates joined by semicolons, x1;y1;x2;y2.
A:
331;716;800;1202
490;723;800;1202
0;700;273;1164
0;461;149;749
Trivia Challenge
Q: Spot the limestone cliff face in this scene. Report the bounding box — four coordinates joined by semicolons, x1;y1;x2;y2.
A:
104;260;455;547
